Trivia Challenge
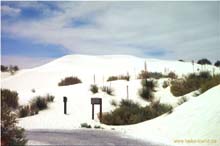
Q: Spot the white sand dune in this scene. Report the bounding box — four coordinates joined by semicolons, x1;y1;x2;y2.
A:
1;54;220;146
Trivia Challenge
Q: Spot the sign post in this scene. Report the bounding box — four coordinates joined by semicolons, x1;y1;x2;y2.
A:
63;96;67;114
91;98;102;122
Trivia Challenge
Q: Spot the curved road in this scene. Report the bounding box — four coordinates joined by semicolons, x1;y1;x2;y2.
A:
26;129;156;146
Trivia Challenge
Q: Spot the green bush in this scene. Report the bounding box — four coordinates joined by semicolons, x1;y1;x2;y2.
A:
138;87;154;102
138;79;156;101
107;76;118;81
110;99;118;107
1;89;19;109
177;96;188;105
149;101;173;116
141;79;156;90
80;123;91;128
46;94;55;102
94;125;102;129
58;76;82;86
147;72;163;79
102;99;172;125
107;74;130;81
200;74;220;93
167;72;177;79
90;84;98;94
137;70;148;79
19;105;30;118
101;86;114;95
162;81;169;88
30;96;48;110
19;94;54;118
1;103;27;146
171;72;213;96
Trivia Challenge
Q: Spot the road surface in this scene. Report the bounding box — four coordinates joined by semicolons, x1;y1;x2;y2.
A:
25;129;158;146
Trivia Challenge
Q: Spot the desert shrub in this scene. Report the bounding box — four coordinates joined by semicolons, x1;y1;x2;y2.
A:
137;70;148;79
168;72;177;79
177;96;188;105
141;79;156;90
107;74;130;81
110;99;118;107
147;72;164;79
149;101;173;116
58;76;82;86
102;100;148;125
200;74;220;93
30;96;48;110
31;88;36;93
29;103;39;116
162;81;169;88
138;79;156;101
46;94;55;102
102;99;172;125
1;103;27;146
101;86;114;95
171;72;213;96
94;125;102;129
138;87;154;102
90;84;98;94
107;76;118;81
19;94;54;118
80;123;91;128
1;89;19;109
18;105;30;118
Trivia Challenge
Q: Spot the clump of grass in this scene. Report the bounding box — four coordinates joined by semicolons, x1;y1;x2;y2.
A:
58;76;82;86
94;125;102;129
110;99;118;107
177;96;188;105
80;123;91;128
101;86;114;95
90;84;98;94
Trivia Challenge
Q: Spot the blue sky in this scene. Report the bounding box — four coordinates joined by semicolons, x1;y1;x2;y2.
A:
1;1;220;68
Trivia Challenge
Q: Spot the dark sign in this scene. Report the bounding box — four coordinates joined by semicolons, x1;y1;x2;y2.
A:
91;98;102;122
91;98;102;104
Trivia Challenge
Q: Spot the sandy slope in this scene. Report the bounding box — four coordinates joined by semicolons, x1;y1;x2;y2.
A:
1;54;220;146
1;54;219;104
116;85;220;146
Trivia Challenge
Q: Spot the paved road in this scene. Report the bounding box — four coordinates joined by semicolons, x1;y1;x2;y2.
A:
25;129;157;146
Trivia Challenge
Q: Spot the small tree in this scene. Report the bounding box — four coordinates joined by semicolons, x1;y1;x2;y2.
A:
214;60;220;67
1;65;8;72
197;58;212;65
1;103;27;146
1;89;19;109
